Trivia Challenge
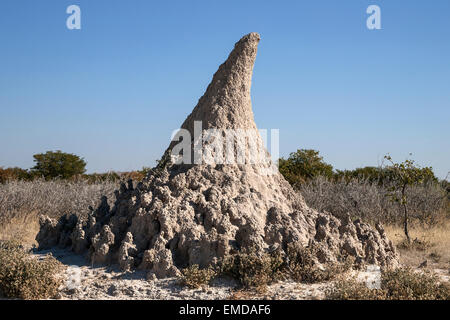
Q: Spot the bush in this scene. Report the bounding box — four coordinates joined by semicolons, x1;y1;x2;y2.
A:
81;172;122;183
218;245;352;290
325;278;385;300
0;241;65;299
0;167;33;184
326;267;450;300
382;268;450;300
279;149;334;187
335;166;438;185
180;265;216;289
286;243;352;283
219;250;284;289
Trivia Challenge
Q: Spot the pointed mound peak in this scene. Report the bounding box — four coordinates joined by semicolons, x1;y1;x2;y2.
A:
180;32;261;133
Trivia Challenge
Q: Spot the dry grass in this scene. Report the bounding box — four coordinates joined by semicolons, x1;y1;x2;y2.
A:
300;176;447;225
385;220;450;270
0;212;40;245
0;180;117;245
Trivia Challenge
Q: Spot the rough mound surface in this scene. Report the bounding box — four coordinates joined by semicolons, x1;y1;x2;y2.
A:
36;33;399;278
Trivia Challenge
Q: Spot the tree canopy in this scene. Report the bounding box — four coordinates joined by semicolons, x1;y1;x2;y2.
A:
31;150;86;180
278;149;334;187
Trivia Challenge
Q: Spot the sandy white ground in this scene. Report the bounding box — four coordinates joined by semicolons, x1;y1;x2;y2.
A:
34;248;335;300
32;248;448;300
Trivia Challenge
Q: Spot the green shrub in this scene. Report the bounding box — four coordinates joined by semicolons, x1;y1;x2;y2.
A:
219;249;284;289
286;243;352;283
325;278;385;300
0;167;33;184
279;149;334;187
335;167;393;185
326;267;450;300
382;268;450;300
0;241;65;299
180;265;216;289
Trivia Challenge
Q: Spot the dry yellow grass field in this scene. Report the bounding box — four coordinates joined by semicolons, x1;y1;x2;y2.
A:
385;220;450;270
0;212;40;245
0;180;118;246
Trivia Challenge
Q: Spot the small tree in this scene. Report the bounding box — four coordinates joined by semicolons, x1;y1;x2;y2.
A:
279;149;334;187
384;155;435;242
31;150;87;180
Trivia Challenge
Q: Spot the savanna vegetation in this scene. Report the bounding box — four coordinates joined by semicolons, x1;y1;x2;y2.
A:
0;150;151;184
0;149;449;299
280;149;450;277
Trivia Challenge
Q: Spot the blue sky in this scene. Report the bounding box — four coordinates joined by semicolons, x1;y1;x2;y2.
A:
0;0;449;178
